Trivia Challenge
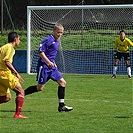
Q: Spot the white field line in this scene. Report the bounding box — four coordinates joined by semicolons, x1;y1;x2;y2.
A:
65;99;131;104
26;97;131;104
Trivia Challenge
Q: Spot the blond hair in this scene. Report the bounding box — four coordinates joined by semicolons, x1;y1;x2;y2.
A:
53;23;64;31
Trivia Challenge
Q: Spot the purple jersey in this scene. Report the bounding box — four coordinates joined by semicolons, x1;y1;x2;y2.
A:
38;35;60;64
36;35;62;84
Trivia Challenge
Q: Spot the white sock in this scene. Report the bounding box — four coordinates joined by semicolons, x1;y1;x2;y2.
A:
127;67;131;76
59;99;64;103
113;66;118;75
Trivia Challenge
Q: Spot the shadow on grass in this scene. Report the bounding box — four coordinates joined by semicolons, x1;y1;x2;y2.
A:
0;110;32;118
0;110;32;112
114;116;130;118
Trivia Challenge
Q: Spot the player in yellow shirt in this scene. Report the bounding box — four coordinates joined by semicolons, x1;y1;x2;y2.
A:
112;30;133;79
0;32;27;118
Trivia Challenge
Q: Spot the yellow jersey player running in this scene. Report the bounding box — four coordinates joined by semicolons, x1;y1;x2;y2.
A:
0;32;27;118
112;29;133;79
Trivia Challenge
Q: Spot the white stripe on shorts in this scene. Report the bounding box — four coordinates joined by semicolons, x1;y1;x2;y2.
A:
37;66;43;82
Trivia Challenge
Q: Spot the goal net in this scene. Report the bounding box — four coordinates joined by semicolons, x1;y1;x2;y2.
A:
27;5;133;74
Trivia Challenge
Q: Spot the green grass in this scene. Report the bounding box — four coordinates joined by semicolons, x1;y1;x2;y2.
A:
0;74;132;133
1;30;133;50
0;30;27;49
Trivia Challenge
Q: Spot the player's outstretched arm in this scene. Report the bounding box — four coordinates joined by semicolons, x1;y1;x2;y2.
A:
127;38;133;46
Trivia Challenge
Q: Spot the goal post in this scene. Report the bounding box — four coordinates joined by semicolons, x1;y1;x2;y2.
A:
27;5;133;74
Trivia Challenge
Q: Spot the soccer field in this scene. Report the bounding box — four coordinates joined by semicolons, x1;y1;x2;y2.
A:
0;74;132;133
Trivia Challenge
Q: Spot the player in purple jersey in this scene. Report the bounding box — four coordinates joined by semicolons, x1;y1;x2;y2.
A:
25;24;73;112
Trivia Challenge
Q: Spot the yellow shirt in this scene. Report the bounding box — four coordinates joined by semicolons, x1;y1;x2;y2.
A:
0;43;15;71
114;37;133;53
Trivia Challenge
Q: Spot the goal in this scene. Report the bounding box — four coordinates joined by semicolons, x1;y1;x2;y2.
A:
27;5;133;74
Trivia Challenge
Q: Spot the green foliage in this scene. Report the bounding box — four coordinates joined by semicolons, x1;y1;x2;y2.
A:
0;74;132;133
0;30;27;50
0;35;7;47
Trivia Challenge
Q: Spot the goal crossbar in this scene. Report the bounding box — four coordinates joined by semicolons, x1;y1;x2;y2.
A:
27;4;133;10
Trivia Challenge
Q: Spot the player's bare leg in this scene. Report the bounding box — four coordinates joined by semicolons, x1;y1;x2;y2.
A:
57;78;73;112
0;93;11;104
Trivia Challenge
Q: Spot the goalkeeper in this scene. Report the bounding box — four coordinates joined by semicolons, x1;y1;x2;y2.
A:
112;29;133;79
24;23;73;112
